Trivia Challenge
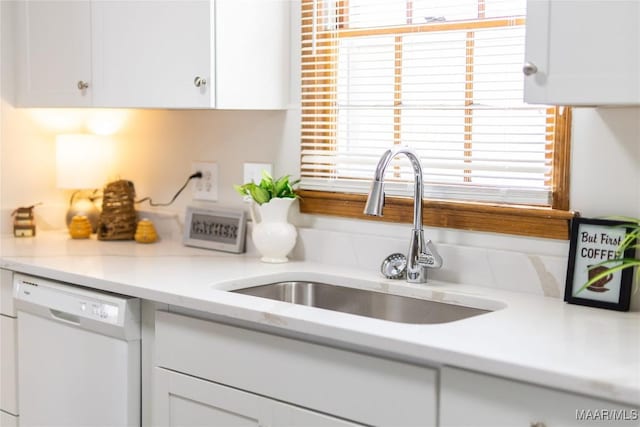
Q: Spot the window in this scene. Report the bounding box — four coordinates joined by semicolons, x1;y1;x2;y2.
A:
299;0;573;239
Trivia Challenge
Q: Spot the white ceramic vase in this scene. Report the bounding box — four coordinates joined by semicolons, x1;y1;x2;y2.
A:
250;198;297;263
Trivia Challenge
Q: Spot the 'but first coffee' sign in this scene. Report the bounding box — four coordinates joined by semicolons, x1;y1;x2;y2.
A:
564;217;635;311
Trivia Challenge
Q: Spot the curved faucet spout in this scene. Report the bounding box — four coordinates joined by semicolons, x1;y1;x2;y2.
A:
363;146;424;231
364;146;441;284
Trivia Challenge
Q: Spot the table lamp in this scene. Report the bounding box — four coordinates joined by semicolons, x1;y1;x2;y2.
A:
56;134;111;232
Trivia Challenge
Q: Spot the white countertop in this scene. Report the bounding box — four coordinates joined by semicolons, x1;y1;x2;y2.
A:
1;231;639;406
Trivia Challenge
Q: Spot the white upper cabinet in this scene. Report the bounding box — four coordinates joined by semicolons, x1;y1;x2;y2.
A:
15;0;290;109
16;1;93;107
92;1;212;109
524;0;640;106
213;0;289;110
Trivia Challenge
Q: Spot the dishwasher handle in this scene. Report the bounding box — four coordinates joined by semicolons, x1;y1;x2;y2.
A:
50;309;81;325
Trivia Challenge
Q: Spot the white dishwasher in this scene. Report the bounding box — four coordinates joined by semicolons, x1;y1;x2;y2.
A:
14;273;141;427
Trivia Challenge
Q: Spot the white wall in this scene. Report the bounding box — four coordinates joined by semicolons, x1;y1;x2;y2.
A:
1;1;638;298
571;108;640;218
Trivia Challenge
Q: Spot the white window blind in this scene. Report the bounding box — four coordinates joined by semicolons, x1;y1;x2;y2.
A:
300;0;559;206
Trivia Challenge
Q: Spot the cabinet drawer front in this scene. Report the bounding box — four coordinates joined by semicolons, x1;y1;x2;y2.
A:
0;269;15;316
155;310;437;427
440;367;639;427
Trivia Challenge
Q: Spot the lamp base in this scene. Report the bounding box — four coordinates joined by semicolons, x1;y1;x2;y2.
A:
66;198;100;233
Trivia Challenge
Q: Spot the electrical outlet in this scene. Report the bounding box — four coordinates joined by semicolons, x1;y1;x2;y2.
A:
192;162;218;201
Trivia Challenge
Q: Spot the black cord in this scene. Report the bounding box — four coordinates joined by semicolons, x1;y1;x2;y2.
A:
135;172;203;207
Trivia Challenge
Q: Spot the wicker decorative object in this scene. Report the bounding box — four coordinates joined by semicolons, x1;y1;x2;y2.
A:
97;180;138;240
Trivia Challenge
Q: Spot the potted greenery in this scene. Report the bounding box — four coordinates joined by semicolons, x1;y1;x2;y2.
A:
235;171;300;263
234;171;299;205
582;217;639;293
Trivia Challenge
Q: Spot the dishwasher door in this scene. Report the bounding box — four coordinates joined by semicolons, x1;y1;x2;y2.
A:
14;274;141;427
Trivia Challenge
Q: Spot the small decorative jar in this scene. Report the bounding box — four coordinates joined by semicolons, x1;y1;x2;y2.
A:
69;215;92;239
13;205;37;237
134;219;158;244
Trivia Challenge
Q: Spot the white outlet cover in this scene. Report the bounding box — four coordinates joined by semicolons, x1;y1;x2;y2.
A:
192;161;218;201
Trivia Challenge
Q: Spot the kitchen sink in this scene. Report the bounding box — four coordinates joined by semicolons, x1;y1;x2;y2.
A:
231;281;492;324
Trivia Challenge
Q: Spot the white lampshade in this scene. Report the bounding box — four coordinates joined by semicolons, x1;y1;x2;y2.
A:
56;134;111;190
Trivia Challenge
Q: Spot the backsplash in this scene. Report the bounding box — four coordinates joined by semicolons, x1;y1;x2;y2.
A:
66;206;569;298
292;226;568;298
2;204;638;312
174;206;640;310
137;208;640;311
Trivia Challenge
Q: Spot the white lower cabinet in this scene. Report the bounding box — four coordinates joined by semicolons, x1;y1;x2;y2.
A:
0;316;18;417
440;367;639;427
0;411;18;427
155;368;362;427
153;310;438;427
152;309;639;427
0;269;18;424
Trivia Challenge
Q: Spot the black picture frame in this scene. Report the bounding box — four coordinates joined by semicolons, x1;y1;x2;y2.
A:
564;217;636;311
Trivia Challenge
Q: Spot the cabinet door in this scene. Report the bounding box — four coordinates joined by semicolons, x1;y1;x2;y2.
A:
215;0;290;109
0;316;18;416
156;310;437;426
0;412;18;427
440;367;639;427
154;368;363;427
524;0;640;105
16;0;92;107
92;1;212;108
273;404;363;427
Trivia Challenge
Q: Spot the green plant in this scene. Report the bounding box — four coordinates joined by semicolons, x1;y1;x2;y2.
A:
234;171;300;205
580;216;640;294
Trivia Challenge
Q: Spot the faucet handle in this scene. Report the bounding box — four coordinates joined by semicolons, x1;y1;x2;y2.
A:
418;240;443;269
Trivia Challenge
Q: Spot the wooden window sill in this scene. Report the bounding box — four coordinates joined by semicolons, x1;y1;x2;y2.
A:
298;190;576;240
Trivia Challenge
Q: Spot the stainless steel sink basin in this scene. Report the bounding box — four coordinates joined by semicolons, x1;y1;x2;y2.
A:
232;281;491;324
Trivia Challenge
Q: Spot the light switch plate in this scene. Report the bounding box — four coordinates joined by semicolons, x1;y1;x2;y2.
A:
242;162;273;203
243;162;273;185
192;162;218;201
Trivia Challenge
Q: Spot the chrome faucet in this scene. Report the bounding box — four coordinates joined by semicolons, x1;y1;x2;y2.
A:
364;146;442;284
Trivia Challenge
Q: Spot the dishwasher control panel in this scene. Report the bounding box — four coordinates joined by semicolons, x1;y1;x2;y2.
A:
12;273;140;341
79;300;119;322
